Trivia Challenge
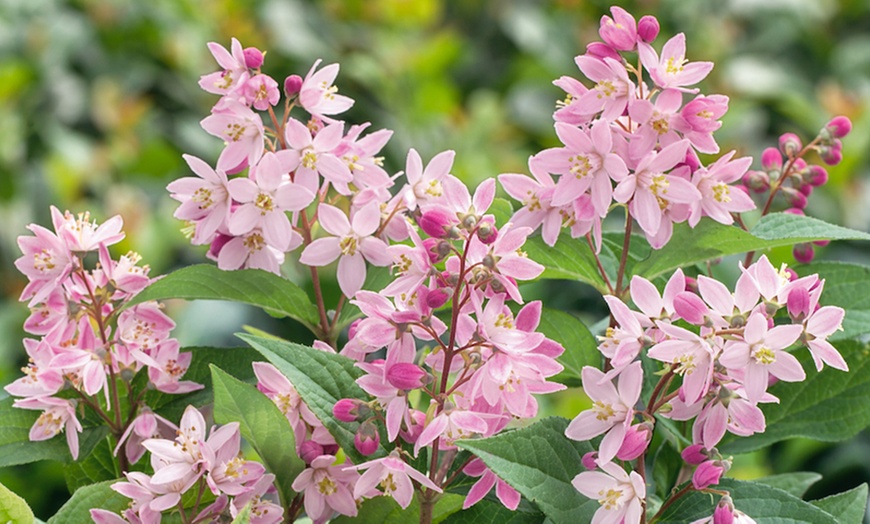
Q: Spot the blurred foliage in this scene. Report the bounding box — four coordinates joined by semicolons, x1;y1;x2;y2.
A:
1;0;869;518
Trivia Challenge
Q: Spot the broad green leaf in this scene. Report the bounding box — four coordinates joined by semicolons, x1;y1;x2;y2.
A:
331;493;465;524
720;340;870;454
0;481;34;524
535;308;600;386
811;483;868;524
63;436;118;492
524;235;608;293
652;441;684;501
0;397;107;468
457;417;596;523
755;472;821;498
656;478;839;523
633;213;870;280
47;480;129;524
237;334;388;463
125;264;320;333
211;366;305;508
441;498;547;524
147;346;260;422
799;261;870;340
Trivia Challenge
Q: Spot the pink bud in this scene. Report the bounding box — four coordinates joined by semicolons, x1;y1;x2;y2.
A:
787;287;810;320
616;424;652;461
400;409;426;443
793;243;815;264
477;222;498;245
284;74;303;97
333;398;368;423
778;133;802;157
426;288;451;309
354;421;380;456
692;460;726;489
243;47;264;69
713;496;736;524
813;239;830;247
419;209;457;239
761;147;783;171
681;444;708;465
637;16;660;43
820;140;843;165
783;207;804;216
805;165;828;187
742;170;769;193
581;451;599;471
422;237;449;263
386;363;429;390
781;187;807;209
825;116;852;138
673;291;709;325
299;440;324;464
585;42;621;61
684;276;699;294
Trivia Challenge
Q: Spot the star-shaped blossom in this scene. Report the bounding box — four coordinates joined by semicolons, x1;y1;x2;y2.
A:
572;461;645;524
349;451;441;509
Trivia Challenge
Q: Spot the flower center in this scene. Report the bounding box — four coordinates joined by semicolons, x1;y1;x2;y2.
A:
753;346;776;365
254;193;274;213
712;183;731;203
598;487;624;510
301;150;318;169
340;236;358;256
243;233;265;253
593;400;617;421
317;475;338;495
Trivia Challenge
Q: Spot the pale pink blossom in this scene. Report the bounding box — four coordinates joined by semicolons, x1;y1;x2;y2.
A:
572;56;634;121
639;33;713;92
229;473;283;524
499;162;562;246
292;455;359;522
198;37;250;96
14;396;82;459
167;154;232;245
14;221;72;305
628;89;684;158
200;98;265;172
216;229;289;274
243;73;280;110
51;206;125;253
349;451;442;509
299;202;390;297
572;461;645;524
648;321;715;405
403;148;455;211
675;94;728;154
299;59;354;116
114;410;178;465
689;151;755;227
4;338;64;398
284;118;353;191
414;402;489;456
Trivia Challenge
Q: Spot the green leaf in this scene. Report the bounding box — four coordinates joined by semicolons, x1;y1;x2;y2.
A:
125;264;320;333
457;417;596;523
0;397;107;468
720;340;870;454
211;365;305;508
810;483;869;524
237;334;388;463
47;480;129;524
0;481;34;524
331;493;465;524
63;436;118;492
441;498;547;524
755;472;821;498
489;197;514;226
656;478;839;523
652;441;684;501
633;213;870;280
523;236;608;293
798;261;870;340
535;308;600;386
147;346;260;422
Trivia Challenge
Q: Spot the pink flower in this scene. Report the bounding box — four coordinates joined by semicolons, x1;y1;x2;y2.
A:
462;458;521;510
692;459;727;490
639;33;714;92
628;89;685;157
801;288;847;371
499;162;563;246
215;229;288;274
227;152;314;251
4;338;64;398
205;422;266;496
573;56;634;121
414;402;489;456
292;455;359;521
719;313;804;402
201;98;265;172
143;405;209;486
51;207;125;253
168;154;231;245
403;148;455;211
299;59;354;116
299;202;390;297
676;94;729;154
565;362;642;463
648;322;715;404
114;410;178;465
572;461;645;524
349;451;442;509
284;118;353;191
198;38;250;96
14;220;72;305
243;74;280;110
14;396;82;459
598;6;637;51
689;152;755;227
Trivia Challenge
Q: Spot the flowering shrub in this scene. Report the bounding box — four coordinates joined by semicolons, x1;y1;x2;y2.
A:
2;5;869;524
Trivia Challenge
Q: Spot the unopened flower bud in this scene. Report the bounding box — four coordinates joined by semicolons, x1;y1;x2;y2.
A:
692;459;728;489
673;291;709;325
813;239;830;247
581;451;599;470
783;207;804;216
798;183;813;198
333;398;369;422
354;421;380;456
585;42;621;61
781;187;807;209
793;243;815;264
243;47;264;69
684;276;699;294
426;288;451;309
681;443;709;465
805;165;828;187
422;238;445;263
400;409;426;443
742;170;769;193
419;209;457;239
299;440;324;464
284;74;303;98
616;423;652;461
637;16;660;43
386;363;430;390
761;147;783;171
477;222;498;244
819;140;843;165
787;287;810;320
778;133;802;158
713;495;736;524
825;116;852;139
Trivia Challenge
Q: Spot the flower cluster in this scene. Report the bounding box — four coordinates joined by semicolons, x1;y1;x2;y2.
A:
8;207;199;461
502;6;753;250
91;406;279;524
567;255;846;522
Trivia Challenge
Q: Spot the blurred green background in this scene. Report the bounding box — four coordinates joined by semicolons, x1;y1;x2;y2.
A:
1;0;869;519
